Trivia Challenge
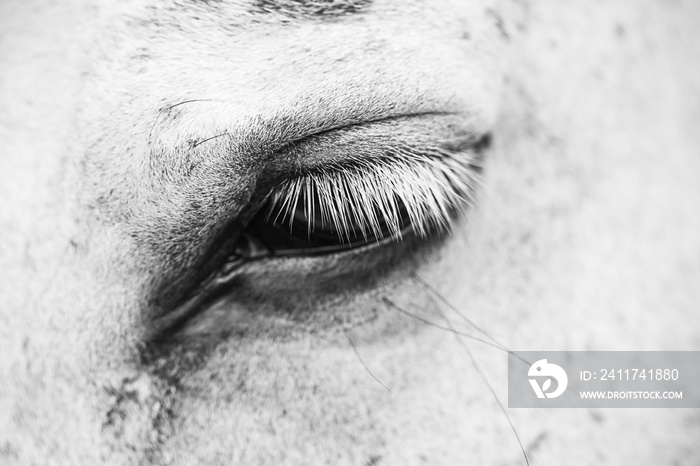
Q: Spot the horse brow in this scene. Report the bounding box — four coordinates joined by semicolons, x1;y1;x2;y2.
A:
247;0;373;21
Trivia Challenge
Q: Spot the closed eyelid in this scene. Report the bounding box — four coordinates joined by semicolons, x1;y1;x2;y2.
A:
148;110;488;230
144;55;498;178
148;111;488;252
148;104;487;187
117;101;492;321
143;112;490;328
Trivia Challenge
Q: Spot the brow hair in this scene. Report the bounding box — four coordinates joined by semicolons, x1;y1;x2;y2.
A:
251;0;373;21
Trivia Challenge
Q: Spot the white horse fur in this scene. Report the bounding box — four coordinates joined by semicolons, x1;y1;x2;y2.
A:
1;0;699;464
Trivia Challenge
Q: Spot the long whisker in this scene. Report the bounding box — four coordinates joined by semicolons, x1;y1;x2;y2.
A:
410;276;531;367
412;276;577;400
436;306;530;466
413;275;504;347
345;329;391;393
191;132;230;148
382;297;512;354
383;295;529;466
148;99;217;144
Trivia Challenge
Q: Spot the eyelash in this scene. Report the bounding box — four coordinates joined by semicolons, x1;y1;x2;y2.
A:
263;144;482;243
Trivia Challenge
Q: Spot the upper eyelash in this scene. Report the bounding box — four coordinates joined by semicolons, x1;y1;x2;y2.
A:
264;144;482;242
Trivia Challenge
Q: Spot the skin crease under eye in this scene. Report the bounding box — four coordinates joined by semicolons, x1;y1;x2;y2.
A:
1;1;700;466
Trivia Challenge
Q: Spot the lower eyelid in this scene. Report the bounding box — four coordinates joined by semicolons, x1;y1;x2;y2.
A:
149;224;444;343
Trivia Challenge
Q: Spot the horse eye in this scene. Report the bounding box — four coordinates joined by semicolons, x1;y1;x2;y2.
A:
149;130;488;340
223;132;489;262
